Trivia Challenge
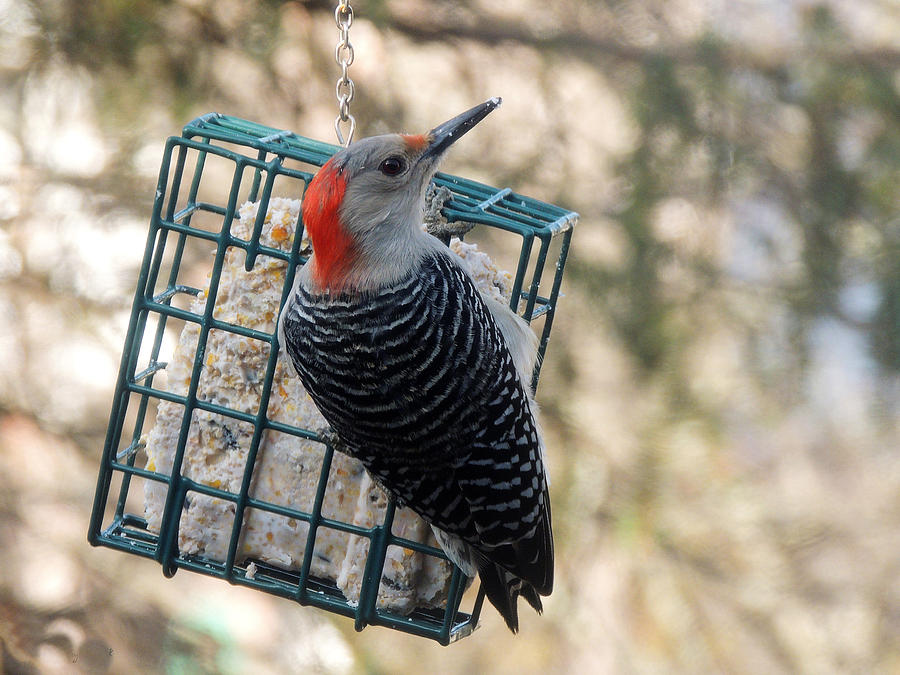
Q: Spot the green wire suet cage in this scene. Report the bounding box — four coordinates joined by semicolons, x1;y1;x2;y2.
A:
88;113;577;644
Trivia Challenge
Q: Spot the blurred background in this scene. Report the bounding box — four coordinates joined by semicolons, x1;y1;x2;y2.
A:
1;0;899;672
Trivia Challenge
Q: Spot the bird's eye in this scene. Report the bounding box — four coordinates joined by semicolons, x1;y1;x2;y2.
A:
379;156;406;176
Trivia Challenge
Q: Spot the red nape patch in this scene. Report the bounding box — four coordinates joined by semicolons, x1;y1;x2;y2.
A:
401;133;429;151
302;159;356;289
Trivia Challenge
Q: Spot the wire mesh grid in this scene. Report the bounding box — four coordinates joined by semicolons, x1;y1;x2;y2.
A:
87;112;577;644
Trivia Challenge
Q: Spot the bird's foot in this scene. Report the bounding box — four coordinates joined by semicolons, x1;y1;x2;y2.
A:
364;469;404;507
315;426;348;453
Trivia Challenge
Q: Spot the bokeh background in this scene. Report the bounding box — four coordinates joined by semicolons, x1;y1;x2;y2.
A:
2;0;899;673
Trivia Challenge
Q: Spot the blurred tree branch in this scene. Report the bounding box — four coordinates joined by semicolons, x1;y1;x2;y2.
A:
302;0;900;70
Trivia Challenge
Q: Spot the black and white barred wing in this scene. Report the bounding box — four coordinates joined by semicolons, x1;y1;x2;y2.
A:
280;250;553;593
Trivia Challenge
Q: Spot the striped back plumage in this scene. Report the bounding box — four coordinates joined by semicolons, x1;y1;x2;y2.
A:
280;249;553;601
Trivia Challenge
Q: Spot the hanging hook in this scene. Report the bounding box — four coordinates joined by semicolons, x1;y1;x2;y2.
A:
334;1;356;146
334;114;356;147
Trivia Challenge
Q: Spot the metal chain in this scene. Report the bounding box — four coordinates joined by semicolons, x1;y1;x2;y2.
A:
334;1;356;146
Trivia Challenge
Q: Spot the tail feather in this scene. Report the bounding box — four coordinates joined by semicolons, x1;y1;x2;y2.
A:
520;581;544;615
477;557;544;633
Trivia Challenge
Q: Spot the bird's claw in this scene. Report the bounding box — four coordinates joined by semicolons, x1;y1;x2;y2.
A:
315;426;347;453
316;429;403;507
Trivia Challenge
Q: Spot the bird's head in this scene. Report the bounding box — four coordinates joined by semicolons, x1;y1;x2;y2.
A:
301;97;501;291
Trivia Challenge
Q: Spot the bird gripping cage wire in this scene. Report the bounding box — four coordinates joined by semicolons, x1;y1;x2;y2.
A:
86;7;576;642
87;111;577;644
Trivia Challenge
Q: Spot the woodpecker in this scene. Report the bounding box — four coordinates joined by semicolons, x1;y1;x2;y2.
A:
278;98;553;632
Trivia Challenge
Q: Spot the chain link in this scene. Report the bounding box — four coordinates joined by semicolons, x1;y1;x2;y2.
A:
334;1;356;146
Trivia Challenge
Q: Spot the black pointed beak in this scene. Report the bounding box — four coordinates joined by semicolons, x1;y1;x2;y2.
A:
422;97;502;160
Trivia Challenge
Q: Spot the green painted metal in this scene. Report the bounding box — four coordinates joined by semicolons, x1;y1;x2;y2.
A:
87;113;577;645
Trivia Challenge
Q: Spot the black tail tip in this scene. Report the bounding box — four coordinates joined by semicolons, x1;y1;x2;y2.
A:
478;562;546;633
